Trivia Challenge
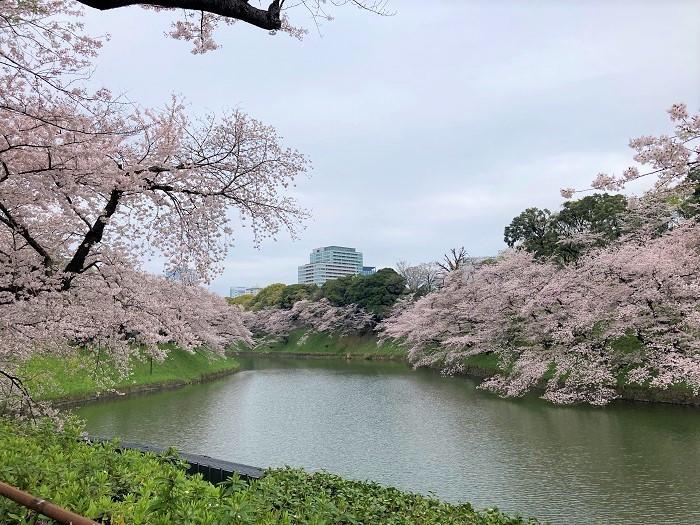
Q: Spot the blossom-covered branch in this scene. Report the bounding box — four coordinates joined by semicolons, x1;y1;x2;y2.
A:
561;104;700;199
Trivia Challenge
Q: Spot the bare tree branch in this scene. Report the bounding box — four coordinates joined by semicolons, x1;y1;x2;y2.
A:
437;247;468;273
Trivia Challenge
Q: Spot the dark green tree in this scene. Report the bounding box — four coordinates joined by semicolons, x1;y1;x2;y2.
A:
504;193;628;262
278;284;320;309
321;269;406;318
320;275;354;307
679;166;700;219
347;268;406;317
504;208;556;258
557;193;627;238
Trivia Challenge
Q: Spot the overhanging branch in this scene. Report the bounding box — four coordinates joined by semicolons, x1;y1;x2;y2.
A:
76;0;283;31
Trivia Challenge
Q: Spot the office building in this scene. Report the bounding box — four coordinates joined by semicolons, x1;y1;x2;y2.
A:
298;246;365;285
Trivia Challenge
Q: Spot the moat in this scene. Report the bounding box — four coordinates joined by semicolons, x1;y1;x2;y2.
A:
78;356;700;525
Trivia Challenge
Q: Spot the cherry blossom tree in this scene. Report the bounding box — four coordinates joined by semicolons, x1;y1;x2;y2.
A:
380;251;556;377
561;104;699;201
0;0;308;416
1;103;308;288
383;105;700;406
383;228;700;405
527;223;700;404
244;298;375;346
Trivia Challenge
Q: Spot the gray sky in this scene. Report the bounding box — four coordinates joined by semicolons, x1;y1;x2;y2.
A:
84;0;700;295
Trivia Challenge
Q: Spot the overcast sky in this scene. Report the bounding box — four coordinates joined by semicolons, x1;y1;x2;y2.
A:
83;0;700;295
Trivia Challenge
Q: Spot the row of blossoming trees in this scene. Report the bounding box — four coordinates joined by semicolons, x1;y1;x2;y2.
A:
244;299;376;342
239;106;700;406
240;269;406;344
381;105;700;405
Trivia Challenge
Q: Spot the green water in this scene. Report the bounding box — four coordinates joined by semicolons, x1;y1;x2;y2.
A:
76;356;700;525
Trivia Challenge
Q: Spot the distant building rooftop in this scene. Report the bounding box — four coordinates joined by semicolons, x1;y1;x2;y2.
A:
229;286;263;298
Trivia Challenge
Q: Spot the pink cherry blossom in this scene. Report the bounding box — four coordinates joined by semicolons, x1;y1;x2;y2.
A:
385;106;700;405
0;0;307;417
245;299;375;346
562;104;699;197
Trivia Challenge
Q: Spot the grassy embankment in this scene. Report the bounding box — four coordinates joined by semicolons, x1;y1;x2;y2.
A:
608;334;700;404
20;346;240;404
236;329;506;379
233;328;408;360
0;418;541;525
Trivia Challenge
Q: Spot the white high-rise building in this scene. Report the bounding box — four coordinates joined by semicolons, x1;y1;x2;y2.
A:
298;246;365;286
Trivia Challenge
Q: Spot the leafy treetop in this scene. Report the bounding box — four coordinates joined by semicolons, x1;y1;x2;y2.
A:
504;193;628;262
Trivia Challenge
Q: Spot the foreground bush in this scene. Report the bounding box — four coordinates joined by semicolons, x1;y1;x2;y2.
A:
0;418;540;524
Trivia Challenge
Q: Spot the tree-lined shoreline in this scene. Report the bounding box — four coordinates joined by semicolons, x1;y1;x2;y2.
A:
233;331;700;406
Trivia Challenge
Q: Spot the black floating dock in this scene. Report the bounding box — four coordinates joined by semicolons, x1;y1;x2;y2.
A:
90;437;264;483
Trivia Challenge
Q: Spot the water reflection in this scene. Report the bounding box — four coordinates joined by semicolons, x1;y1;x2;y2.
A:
77;356;700;525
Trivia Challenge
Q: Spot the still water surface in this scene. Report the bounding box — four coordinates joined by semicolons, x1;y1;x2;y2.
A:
77;356;700;525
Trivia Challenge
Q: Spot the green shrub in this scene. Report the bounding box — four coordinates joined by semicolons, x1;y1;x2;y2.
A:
248;283;287;310
0;418;541;525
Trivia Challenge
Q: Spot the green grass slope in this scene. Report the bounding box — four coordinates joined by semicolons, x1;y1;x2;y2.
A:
20;346;240;403
235;329;407;359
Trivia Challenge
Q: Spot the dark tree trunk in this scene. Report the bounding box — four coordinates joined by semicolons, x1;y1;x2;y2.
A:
76;0;282;31
62;188;123;288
